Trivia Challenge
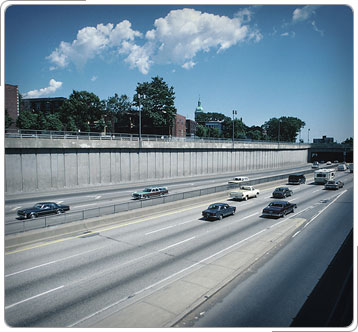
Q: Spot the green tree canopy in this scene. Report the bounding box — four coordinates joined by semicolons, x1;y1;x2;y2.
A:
59;90;104;132
133;76;177;135
104;94;133;133
262;116;305;142
5;109;14;129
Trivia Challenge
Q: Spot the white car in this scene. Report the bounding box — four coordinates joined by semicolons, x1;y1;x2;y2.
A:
337;164;347;171
228;176;249;184
230;186;260;201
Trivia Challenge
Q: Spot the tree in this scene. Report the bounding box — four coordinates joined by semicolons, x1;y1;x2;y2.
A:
16;110;38;129
59;90;104;132
262;116;305;142
104;94;133;133
133;76;177;135
5;109;14;129
342;137;353;145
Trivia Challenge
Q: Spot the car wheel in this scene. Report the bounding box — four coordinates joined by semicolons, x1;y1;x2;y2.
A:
56;209;64;214
219;214;223;220
232;210;236;215
244;196;248;201
29;213;37;219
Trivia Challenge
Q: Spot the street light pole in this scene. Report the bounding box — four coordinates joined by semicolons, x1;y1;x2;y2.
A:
138;94;145;149
278;118;281;146
232;110;237;146
308;128;310;143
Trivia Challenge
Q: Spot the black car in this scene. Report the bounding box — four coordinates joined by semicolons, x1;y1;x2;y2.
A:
288;173;306;185
272;187;293;198
202;203;236;220
262;200;297;218
17;202;70;219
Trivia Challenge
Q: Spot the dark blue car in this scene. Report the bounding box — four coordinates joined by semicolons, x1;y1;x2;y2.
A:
17;202;70;219
202;203;236;220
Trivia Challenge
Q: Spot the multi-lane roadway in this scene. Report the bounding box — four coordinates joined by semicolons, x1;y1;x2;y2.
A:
4;167;353;327
5;164;313;223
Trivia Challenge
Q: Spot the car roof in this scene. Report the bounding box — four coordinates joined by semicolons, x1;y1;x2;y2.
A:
275;187;288;190
36;202;56;204
270;200;288;204
210;203;227;206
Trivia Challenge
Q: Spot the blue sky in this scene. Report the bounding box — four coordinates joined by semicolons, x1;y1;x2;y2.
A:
4;4;353;142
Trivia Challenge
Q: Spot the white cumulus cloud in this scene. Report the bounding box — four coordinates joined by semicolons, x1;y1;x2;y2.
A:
24;79;63;98
47;8;262;74
148;8;262;66
292;5;319;23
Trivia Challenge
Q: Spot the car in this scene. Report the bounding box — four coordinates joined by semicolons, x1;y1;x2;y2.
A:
324;180;344;190
334;160;339;163
312;161;319;169
272;187;293;198
337;164;347;171
262;200;297;218
202;203;236;220
17;202;70;219
326;161;332;165
228;176;249;184
288;173;306;185
229;186;260;201
132;186;168;199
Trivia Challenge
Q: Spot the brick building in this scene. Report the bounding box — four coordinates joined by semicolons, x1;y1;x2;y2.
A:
171;114;186;137
22;97;66;114
5;84;19;129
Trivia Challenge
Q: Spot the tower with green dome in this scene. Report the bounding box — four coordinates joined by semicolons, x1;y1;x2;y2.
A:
194;97;204;121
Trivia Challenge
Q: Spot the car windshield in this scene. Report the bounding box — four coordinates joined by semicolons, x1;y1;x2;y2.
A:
208;204;220;210
327;181;335;184
33;204;43;209
269;203;283;208
275;188;285;192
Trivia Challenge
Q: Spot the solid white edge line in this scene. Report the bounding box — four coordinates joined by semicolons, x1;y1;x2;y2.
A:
5;285;64;310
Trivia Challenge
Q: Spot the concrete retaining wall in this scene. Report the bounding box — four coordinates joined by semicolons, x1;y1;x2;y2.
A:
5;138;309;194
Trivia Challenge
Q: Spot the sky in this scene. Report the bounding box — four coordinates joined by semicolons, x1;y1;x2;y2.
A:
4;3;354;143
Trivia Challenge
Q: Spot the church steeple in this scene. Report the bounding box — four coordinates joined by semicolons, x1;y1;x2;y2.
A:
195;96;204;114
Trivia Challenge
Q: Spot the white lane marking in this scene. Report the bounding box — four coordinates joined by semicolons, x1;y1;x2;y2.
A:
313;189;322;193
304;190;347;228
146;224;176;235
145;219;197;235
5;248;99;278
242;212;259;220
57;201;64;204
5;285;64;310
11;206;21;211
159;237;195;252
95;196;101;200
292;231;301;238
74;203;97;209
70;227;267;327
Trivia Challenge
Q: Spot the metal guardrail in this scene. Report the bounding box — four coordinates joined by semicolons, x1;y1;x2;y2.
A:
5;168;316;235
5;129;302;145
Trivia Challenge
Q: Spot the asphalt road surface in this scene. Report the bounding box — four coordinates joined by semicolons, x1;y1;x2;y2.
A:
5;164;313;223
5;169;353;327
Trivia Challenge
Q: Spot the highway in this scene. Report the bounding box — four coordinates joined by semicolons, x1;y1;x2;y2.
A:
180;173;353;327
4;169;353;327
5;164;313;223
